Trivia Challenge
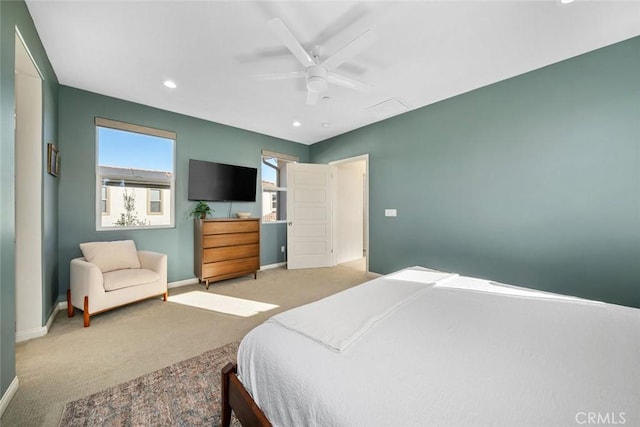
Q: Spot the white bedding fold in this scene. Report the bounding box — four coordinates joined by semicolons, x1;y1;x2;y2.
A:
385;267;458;284
268;267;455;352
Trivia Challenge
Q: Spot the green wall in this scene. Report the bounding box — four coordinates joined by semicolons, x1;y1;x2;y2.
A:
0;0;58;404
311;36;640;308
57;86;307;295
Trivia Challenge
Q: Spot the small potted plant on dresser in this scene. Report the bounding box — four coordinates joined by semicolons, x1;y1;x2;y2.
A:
189;201;213;220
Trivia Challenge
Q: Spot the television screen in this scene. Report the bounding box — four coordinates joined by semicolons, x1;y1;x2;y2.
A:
188;159;257;202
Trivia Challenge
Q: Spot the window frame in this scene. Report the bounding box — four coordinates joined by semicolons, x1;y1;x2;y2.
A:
261;149;298;225
95;117;176;231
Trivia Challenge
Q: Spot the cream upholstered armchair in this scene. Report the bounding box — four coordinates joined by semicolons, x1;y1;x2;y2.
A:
67;240;167;327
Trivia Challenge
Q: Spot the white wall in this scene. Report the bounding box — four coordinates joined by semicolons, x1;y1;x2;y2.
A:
335;160;366;264
15;34;43;335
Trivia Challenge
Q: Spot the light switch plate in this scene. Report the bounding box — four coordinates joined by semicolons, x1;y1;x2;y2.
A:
385;209;397;217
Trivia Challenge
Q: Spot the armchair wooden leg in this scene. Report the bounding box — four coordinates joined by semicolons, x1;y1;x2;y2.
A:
163;292;167;302
83;296;90;327
67;289;74;318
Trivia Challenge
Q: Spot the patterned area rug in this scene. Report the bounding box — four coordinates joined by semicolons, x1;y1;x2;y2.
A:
59;342;241;426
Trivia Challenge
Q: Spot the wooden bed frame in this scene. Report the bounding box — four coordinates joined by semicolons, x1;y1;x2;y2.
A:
221;363;272;427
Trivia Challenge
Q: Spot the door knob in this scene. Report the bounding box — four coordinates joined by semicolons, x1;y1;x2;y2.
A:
288;222;292;226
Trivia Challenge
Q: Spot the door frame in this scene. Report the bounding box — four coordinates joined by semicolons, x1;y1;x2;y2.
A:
329;154;369;273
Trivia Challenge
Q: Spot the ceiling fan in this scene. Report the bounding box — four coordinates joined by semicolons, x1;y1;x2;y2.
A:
258;17;377;105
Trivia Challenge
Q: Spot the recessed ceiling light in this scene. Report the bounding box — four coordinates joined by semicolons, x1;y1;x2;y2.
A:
321;122;330;128
292;121;301;127
163;80;177;89
559;0;575;3
322;96;331;100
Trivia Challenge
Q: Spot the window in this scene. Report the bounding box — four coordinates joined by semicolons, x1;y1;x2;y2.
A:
101;186;110;215
147;189;163;214
261;149;298;223
96;118;175;229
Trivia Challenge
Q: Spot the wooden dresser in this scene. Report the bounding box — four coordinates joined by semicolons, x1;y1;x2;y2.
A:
194;218;260;288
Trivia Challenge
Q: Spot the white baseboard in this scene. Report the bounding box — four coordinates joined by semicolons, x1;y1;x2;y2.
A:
168;278;200;289
0;376;19;418
50;302;67;328
168;267;285;287
260;262;286;270
15;326;47;343
15;301;66;343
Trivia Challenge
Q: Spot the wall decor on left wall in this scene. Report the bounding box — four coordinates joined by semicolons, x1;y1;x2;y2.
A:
47;142;59;176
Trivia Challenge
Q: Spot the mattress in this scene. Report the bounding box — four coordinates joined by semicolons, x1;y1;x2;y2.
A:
237;267;640;427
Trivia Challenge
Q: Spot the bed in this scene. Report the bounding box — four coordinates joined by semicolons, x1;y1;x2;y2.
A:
221;266;640;427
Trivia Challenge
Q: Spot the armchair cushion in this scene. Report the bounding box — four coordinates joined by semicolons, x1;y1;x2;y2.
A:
79;240;141;273
103;269;160;291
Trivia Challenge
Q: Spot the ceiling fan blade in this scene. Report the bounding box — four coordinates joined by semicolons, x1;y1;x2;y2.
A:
328;73;373;93
320;30;377;70
267;18;316;68
255;71;306;81
306;90;320;105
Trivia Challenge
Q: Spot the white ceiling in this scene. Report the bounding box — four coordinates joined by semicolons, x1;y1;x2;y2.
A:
25;1;640;145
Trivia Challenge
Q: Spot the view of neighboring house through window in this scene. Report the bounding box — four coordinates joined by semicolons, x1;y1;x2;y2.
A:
96;118;175;229
261;149;298;223
101;186;110;215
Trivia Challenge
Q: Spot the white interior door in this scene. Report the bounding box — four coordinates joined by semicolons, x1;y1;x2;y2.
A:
286;163;333;269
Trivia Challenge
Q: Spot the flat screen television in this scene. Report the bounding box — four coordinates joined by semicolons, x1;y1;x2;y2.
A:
188;159;257;202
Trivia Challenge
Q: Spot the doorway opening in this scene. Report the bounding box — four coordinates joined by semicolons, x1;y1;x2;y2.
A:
331;154;368;273
285;155;369;273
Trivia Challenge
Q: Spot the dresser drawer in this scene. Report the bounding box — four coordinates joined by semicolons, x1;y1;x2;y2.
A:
203;220;259;235
203;232;259;248
203;244;259;263
203;257;259;278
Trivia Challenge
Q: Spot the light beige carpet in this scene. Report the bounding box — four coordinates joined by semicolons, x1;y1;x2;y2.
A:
1;262;371;426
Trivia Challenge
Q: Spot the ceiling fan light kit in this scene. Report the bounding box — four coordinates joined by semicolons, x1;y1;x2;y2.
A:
306;66;328;93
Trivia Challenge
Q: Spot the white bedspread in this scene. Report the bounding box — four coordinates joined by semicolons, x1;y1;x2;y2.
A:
269;267;456;352
238;269;640;427
435;275;589;302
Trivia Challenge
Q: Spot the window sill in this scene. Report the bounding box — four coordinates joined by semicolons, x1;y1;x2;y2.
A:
97;224;175;231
